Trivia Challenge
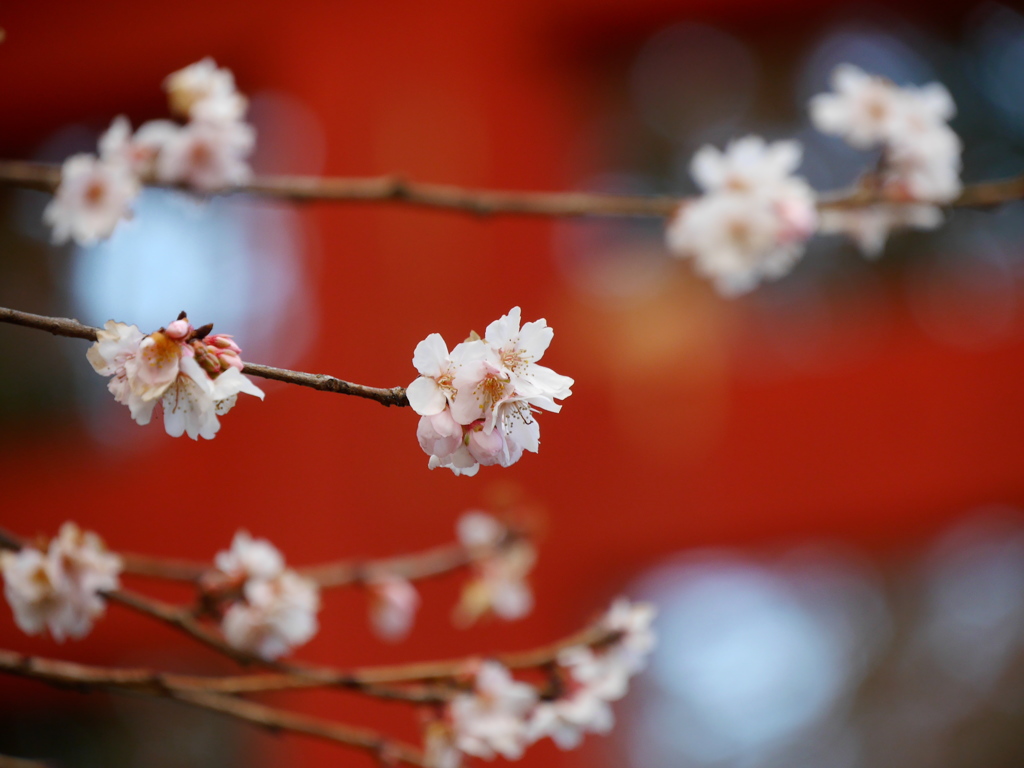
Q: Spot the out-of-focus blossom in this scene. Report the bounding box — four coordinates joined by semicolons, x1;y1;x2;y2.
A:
43;58;255;244
214;531;285;582
449;661;538;760
164;57;247;124
221;570;320;660
600;598;657;675
1;523;122;641
86;315;264;440
528;649;616;749
454;512;535;625
368;574;420;641
667;138;817;295
408;309;573;475
155;119;255;191
810;64;962;255
43;154;140;245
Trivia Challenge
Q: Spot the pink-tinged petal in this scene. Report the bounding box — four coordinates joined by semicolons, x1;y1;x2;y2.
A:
406;376;447;416
412;333;450;377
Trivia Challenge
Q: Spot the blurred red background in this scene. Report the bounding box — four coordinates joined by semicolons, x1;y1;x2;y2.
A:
2;1;1024;767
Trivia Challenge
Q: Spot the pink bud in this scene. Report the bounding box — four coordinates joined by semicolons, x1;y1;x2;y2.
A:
165;319;192;339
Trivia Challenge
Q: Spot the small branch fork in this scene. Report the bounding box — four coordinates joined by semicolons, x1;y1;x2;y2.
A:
0;307;409;408
0;527;613;765
1;159;1023;216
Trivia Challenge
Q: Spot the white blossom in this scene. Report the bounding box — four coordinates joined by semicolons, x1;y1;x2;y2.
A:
43;154;139;245
164;57;247;123
601;598;657;676
810;64;962;254
87;316;264;440
524;651;610;749
214;531;285;582
449;661;538;761
408;309;573;475
221;570;320;660
155;119;255;191
1;523;121;641
666;138;818;295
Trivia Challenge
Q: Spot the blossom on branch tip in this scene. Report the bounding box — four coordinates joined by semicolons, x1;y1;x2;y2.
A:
408;309;573;475
86;314;264;440
1;523;122;641
810;64;962;254
666;137;818;295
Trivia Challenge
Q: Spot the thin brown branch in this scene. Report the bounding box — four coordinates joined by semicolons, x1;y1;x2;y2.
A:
1;158;1022;216
300;541;472;588
0;650;427;767
0;307;409;408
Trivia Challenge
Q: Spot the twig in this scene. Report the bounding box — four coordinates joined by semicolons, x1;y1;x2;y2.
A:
0;307;409;408
0;524;481;589
1;159;1021;216
0;650;427;767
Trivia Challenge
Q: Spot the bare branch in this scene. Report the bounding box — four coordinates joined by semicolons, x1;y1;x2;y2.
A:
0;650;428;767
0;307;409;408
1;159;1021;217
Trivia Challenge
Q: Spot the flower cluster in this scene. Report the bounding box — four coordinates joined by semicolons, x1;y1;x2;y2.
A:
44;58;255;246
87;313;264;440
408;308;574;476
214;531;320;661
666;137;818;295
453;512;536;626
426;599;656;766
1;523;122;641
811;64;962;257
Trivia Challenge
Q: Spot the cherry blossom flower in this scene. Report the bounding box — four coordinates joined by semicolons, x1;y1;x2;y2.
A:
86;314;264;440
214;531;285;582
666;138;818;295
155;119;255;191
1;523;122;641
809;64;907;149
454;512;535;625
221;570;320;660
408;309;573;475
600;598;657;675
164;57;247;124
449;661;538;760
810;65;962;254
528;600;657;750
43;153;140;245
527;650;616;749
367;574;420;641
